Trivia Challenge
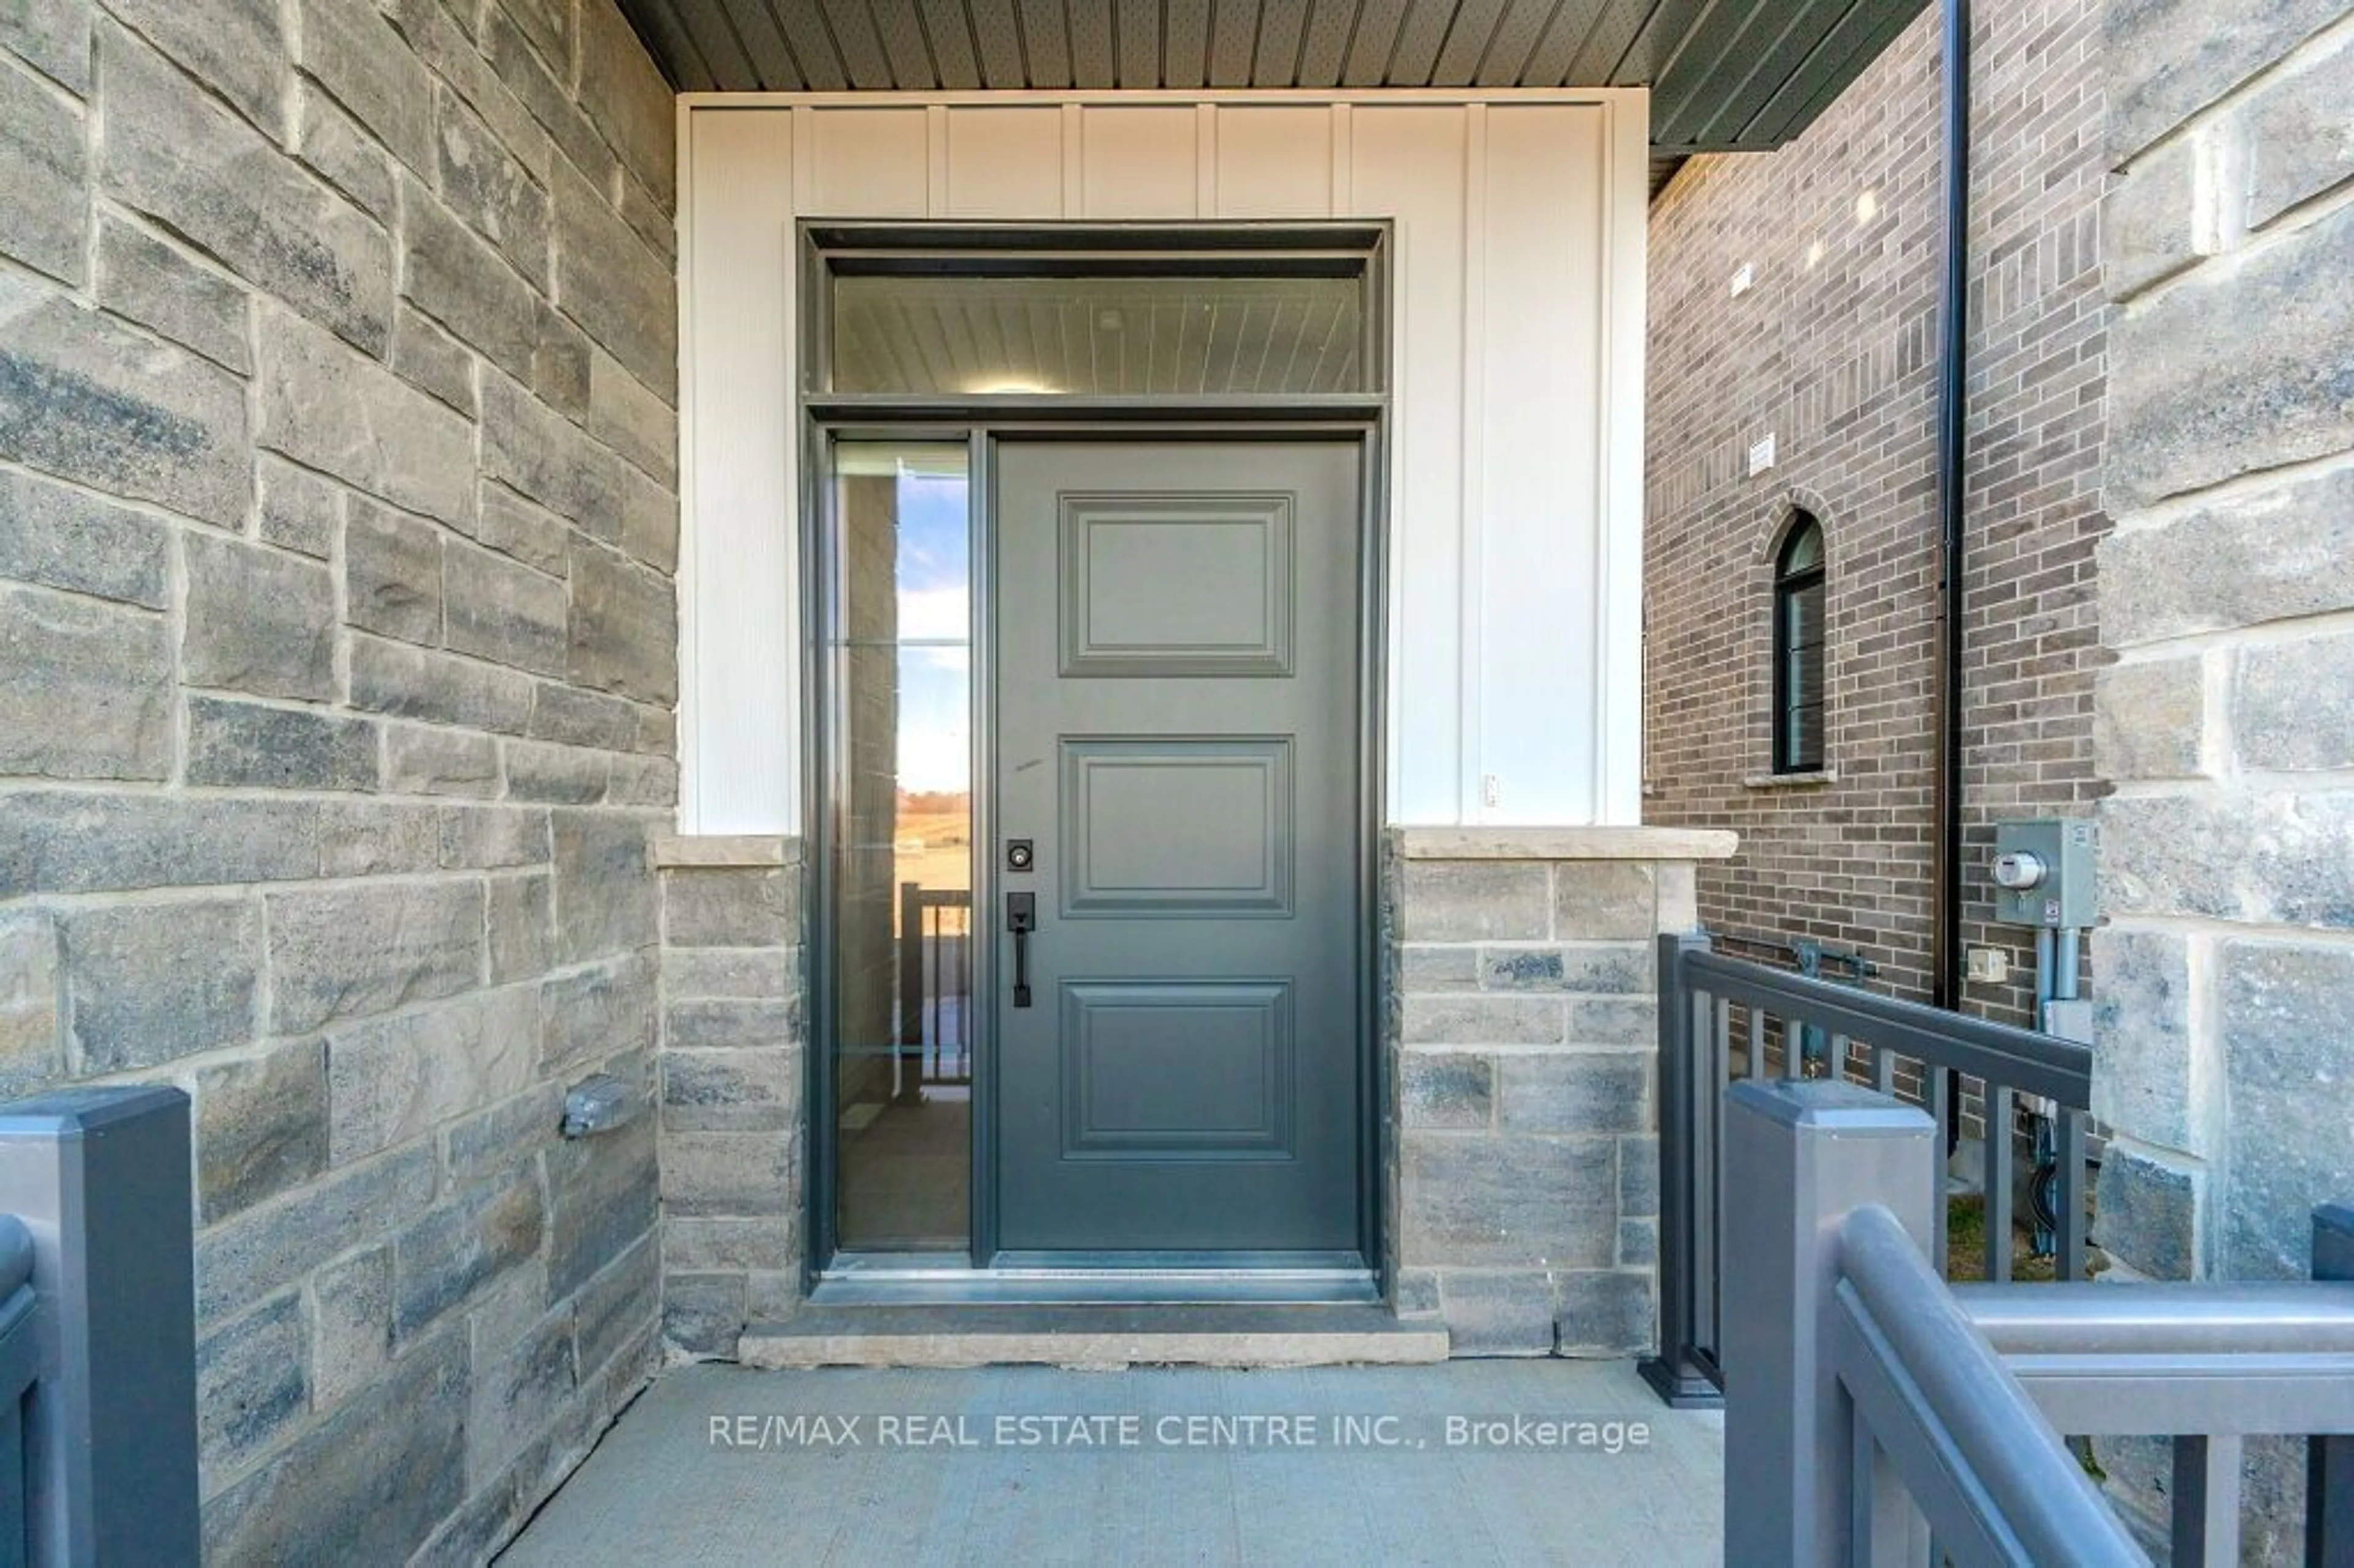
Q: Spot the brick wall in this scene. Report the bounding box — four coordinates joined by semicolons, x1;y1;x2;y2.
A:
0;1;677;1558
1642;0;2109;1028
2091;1;2354;1554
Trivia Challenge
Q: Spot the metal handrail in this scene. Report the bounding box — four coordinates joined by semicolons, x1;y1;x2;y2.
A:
1957;1246;2354;1560
1833;1203;2149;1567
1646;931;2097;1409
1706;929;1880;978
1724;1079;2354;1566
1960;1281;2354;1356
1682;946;2091;1106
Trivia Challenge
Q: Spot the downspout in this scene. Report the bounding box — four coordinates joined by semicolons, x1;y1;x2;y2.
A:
1931;0;1971;1021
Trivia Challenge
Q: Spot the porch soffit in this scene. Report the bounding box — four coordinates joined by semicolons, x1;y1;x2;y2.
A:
618;0;1933;156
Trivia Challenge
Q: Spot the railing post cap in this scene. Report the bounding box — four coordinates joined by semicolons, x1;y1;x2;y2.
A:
0;1084;191;1141
1726;1077;1937;1135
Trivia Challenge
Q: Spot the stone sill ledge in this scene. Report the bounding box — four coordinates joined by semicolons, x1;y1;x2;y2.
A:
1742;769;1837;790
1388;826;1739;862
649;833;798;868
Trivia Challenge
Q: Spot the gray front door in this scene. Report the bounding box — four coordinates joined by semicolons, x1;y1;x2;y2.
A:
992;440;1363;1256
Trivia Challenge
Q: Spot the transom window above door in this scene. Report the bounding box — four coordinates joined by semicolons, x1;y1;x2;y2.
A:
807;224;1387;402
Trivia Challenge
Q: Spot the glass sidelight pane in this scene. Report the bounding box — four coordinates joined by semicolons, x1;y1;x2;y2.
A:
830;273;1368;397
830;443;973;1251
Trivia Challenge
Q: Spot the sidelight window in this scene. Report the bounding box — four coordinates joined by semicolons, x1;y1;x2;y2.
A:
828;441;973;1250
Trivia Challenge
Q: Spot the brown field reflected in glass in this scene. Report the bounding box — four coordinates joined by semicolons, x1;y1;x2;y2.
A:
832;444;972;1252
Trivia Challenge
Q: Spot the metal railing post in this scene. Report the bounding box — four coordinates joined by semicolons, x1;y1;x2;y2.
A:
0;1214;36;1556
2311;1203;2354;1562
1722;1078;1937;1567
896;879;924;1102
1641;931;1723;1407
0;1086;199;1565
2172;1433;2242;1567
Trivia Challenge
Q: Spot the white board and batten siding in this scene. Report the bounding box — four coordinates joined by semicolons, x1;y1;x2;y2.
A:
677;92;1650;834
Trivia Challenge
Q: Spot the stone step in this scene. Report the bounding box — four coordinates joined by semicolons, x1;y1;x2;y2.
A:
739;1305;1449;1369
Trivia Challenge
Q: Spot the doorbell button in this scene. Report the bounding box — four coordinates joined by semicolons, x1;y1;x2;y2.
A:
1006;839;1034;872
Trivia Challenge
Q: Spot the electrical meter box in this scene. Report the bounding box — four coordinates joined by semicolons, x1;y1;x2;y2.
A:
1991;819;2097;929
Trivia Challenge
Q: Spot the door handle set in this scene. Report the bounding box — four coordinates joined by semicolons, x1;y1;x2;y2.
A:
1006;891;1036;1008
1005;839;1037;1008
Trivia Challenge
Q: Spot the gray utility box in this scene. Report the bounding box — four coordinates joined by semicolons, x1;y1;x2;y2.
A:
1991;818;2097;930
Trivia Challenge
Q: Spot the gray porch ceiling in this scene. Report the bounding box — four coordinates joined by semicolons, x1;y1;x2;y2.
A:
619;0;1932;157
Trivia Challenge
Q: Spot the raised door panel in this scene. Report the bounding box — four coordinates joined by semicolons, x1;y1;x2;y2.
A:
1057;493;1295;678
1061;981;1295;1159
1060;739;1295;918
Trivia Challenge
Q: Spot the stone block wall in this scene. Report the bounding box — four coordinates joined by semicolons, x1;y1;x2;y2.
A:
1384;829;1731;1357
1642;0;2110;1028
2093;0;2354;1300
2092;2;2354;1554
653;837;809;1360
0;1;678;1558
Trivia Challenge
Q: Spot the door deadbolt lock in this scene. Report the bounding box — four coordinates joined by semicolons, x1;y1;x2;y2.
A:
1005;839;1034;872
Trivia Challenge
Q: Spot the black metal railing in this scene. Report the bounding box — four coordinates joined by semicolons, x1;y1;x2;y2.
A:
896;883;972;1091
1705;930;1876;1075
1644;930;2095;1408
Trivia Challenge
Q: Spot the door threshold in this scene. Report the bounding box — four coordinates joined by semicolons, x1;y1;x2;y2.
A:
809;1253;1379;1307
741;1303;1444;1369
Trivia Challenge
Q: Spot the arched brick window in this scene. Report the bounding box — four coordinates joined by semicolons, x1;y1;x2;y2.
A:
1773;513;1826;773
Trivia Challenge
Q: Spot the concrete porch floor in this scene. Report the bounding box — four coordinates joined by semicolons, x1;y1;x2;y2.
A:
499;1359;1723;1566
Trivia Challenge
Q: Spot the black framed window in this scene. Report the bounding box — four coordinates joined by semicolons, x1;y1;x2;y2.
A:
1773;514;1826;774
806;222;1389;402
